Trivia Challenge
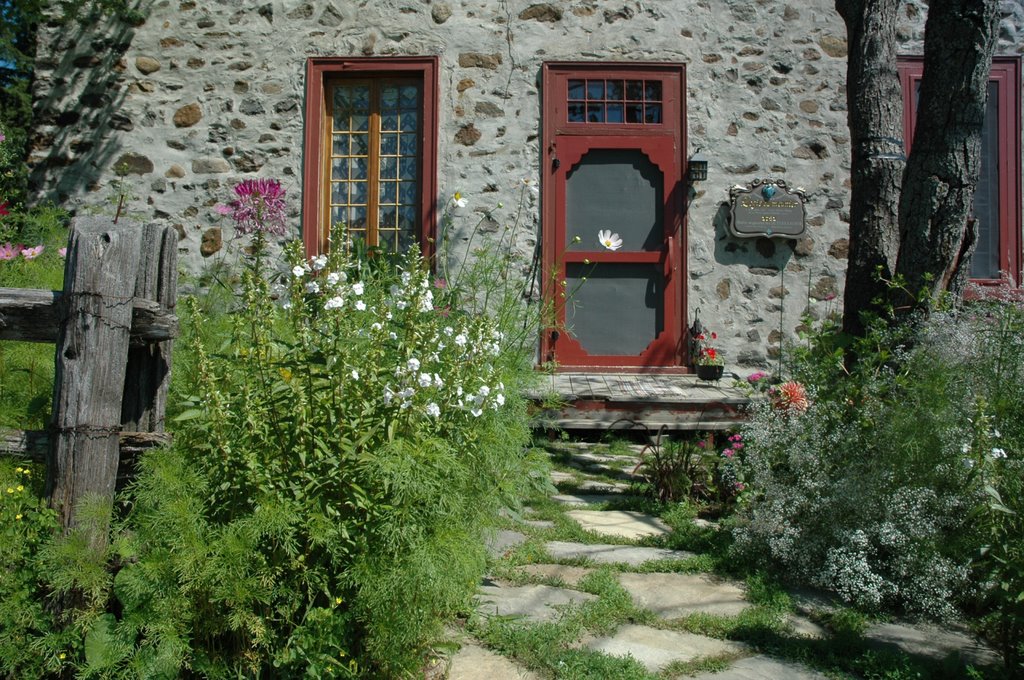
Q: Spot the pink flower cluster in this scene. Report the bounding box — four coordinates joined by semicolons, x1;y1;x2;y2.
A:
216;178;289;237
721;433;744;459
0;243;46;261
747;371;768;385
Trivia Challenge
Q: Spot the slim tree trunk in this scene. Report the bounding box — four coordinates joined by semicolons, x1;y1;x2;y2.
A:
836;0;904;338
895;0;999;308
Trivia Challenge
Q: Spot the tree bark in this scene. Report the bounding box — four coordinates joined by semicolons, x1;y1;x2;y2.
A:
836;0;905;338
895;0;999;308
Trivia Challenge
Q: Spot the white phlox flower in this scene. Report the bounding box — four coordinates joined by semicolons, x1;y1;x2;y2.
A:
355;300;367;311
454;333;468;347
426;402;441;417
311;255;328;271
992;448;1007;459
351;369;359;380
305;281;320;294
444;326;454;336
324;296;344;310
418;372;433;388
292;265;306;278
352;282;365;296
407;358;421;372
419;290;434;313
326;272;341;286
371;322;383;331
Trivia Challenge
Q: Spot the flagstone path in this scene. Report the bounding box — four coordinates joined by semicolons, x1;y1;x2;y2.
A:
446;441;1002;679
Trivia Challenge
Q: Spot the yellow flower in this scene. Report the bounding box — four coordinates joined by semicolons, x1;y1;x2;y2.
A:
16;485;23;492
15;514;22;521
14;467;22;473
59;653;66;660
5;488;12;494
334;597;343;605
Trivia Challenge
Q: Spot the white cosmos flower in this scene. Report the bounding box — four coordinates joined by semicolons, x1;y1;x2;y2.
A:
520;177;540;195
453;191;468;208
598;229;623;251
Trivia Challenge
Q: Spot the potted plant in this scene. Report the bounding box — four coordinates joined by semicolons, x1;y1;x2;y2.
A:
694;330;725;381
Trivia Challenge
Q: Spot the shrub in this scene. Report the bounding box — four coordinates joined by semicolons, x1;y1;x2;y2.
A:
39;180;545;677
732;310;1003;619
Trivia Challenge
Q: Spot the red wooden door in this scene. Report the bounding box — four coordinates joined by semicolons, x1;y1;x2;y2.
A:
541;63;688;370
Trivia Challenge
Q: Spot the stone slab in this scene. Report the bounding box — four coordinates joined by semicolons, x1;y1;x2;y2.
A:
550;470;576;483
585;624;745;672
448;641;539;680
522;519;555;529
567;509;671;539
475;582;596;622
577;479;631;492
617;572;751;618
864;622;1002;669
517;563;594;587
786;614;827;639
487;529;528;558
545;540;696;566
553;493;626;506
691;655;829;679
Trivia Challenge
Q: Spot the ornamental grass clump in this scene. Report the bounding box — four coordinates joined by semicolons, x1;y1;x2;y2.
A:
37;181;546;678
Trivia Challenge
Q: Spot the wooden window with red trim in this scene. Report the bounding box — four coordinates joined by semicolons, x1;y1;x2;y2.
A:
898;56;1022;286
302;57;438;259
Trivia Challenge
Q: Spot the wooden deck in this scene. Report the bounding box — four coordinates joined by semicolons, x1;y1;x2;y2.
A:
525;372;752;432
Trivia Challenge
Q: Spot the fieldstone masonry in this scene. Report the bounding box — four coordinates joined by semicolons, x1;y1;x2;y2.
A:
28;0;1024;371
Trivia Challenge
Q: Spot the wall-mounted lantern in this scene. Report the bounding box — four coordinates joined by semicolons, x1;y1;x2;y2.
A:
687;150;709;183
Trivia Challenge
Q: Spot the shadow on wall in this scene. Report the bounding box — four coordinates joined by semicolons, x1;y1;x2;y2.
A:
29;5;144;206
711;201;795;274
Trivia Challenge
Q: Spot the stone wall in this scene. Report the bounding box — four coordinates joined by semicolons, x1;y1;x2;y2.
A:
28;0;1024;371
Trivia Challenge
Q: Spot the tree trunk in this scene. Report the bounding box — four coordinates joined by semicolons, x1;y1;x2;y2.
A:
836;0;905;338
894;0;999;309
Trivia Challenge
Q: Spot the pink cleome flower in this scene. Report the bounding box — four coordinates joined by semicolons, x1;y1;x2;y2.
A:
0;243;22;260
226;178;288;237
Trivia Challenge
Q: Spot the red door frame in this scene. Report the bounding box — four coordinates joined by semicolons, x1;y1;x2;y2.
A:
898;56;1022;288
540;62;689;372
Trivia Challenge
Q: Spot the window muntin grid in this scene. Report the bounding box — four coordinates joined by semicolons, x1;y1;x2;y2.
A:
567;78;663;124
327;80;421;251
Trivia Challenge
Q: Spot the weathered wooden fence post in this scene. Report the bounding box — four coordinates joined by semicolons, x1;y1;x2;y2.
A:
46;217;142;539
119;223;178;483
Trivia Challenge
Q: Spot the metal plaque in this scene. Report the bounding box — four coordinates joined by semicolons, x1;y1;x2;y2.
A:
728;178;807;239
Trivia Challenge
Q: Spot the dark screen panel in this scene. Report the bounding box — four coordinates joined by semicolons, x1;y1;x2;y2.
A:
565;262;663;355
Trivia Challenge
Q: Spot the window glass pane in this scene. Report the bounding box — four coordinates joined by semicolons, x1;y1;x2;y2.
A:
606;80;624;100
352;114;369;132
350;181;367;204
381;85;399;108
379;206;397;227
380;181;397;204
351;134;368;155
586;103;604;123
332;136;348;155
644;81;662;101
381;113;399;131
626;80;644;100
399;182;417;204
971;80;1001;279
400;85;418;107
626;104;643;123
349;206;367;229
568;79;585;100
331;206;347;228
644;104;662;124
400;111;418;132
331;182;348;204
331;158;349;179
351;157;367;180
399;158;416;180
380;133;398;155
565;148;664;251
606;103;624;123
586;80;604;100
568;103;585;122
565;262;664;356
380;156;397;179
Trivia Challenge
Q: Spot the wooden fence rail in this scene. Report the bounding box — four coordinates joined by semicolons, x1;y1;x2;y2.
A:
0;216;178;539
